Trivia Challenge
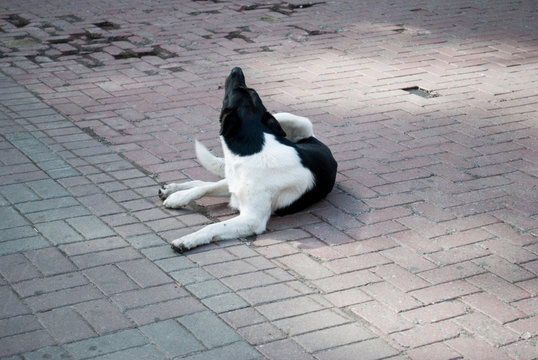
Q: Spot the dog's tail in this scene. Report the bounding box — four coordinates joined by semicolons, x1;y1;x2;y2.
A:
195;140;225;178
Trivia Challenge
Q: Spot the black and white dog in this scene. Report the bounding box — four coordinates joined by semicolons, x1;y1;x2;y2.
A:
159;67;337;252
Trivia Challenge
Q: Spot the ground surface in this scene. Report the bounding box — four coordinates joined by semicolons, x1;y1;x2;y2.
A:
0;0;537;359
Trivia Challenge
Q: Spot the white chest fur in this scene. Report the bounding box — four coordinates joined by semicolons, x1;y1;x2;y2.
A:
221;134;314;213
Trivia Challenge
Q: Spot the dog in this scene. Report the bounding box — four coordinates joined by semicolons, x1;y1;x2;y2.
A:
159;67;337;252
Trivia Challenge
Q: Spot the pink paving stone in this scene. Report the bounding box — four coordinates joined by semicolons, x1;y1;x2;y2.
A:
418;261;486;284
502;338;538;360
372;263;430;292
389;230;443;254
382;246;437;273
324;252;391;274
454;312;520;347
410;280;479;304
334;236;398;256
323;288;372;308
407;342;463;360
462;292;527;325
401;301;468;325
446;337;512;360
311;270;381;293
276;253;334;280
390;320;461;349
472;255;534;283
350;301;413;334
362;281;422;312
467;273;532;303
506;316;538;338
433;228;495;249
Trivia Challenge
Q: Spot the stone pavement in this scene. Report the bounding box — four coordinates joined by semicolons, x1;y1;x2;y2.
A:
0;0;536;359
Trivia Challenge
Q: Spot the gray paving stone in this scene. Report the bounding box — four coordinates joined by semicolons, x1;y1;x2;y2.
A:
66;215;115;239
35;220;83;245
0;286;30;318
16;197;80;214
0;236;50;256
0;314;42;338
179;310;242;348
13;272;88;298
111;283;188;310
140;319;204;357
70;247;142;269
26;179;69;199
0;254;40;283
125;233;166;249
83;265;139;295
155;255;195;271
0;207;28;229
63;328;147;359
169;267;214;286
22;345;71;360
74;299;135;334
59;237;129;256
37;307;96;344
201;292;250;314
0;184;39;203
0;226;39;242
117;258;172;287
186;279;231;299
126;297;204;325
89;345;166;360
24;247;76;275
0;330;56;358
25;284;102;312
25;206;91;224
182;341;263;360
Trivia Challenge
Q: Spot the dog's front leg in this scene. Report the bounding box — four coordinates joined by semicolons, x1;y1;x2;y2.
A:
162;179;229;209
171;208;270;252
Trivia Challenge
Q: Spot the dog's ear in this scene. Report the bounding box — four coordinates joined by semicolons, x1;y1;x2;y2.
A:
262;112;286;138
219;109;241;138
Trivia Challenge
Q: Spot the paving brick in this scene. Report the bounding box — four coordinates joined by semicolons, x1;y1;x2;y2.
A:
256;338;315;360
462;292;526;324
311;270;380;293
410;280;479;305
201;292;249;313
362;281;423;311
296;322;375;352
23;247;76;275
237;322;286;345
182;341;262;360
406;342;463;360
391;320;461;349
418;261;486;284
401;301;468;325
83;265;139;295
0;330;55;358
63;328;147;359
351;301;413;334
277;253;334;279
274;308;350;336
179;310;242;348
116;258;172;287
446;336;512;360
0;253;40;283
467;273;531;302
473;254;534;283
34;220;83;245
74;299;134;334
37;307;96;344
315;338;399;360
70;247;142;269
372;263;430;292
23;346;71;360
140;319;204;357
256;296;327;321
66;215;116;239
13;272;88;298
127;297;205;325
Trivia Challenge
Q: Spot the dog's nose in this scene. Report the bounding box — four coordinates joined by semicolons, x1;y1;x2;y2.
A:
231;67;243;76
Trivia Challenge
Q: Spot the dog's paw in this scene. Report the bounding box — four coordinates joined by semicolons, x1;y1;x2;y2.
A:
158;185;173;200
171;235;199;253
163;190;193;209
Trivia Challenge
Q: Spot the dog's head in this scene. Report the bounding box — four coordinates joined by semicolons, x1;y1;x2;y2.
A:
219;67;286;140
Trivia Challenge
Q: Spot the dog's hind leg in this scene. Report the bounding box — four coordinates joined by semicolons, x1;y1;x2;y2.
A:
272;112;314;142
162;179;229;209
